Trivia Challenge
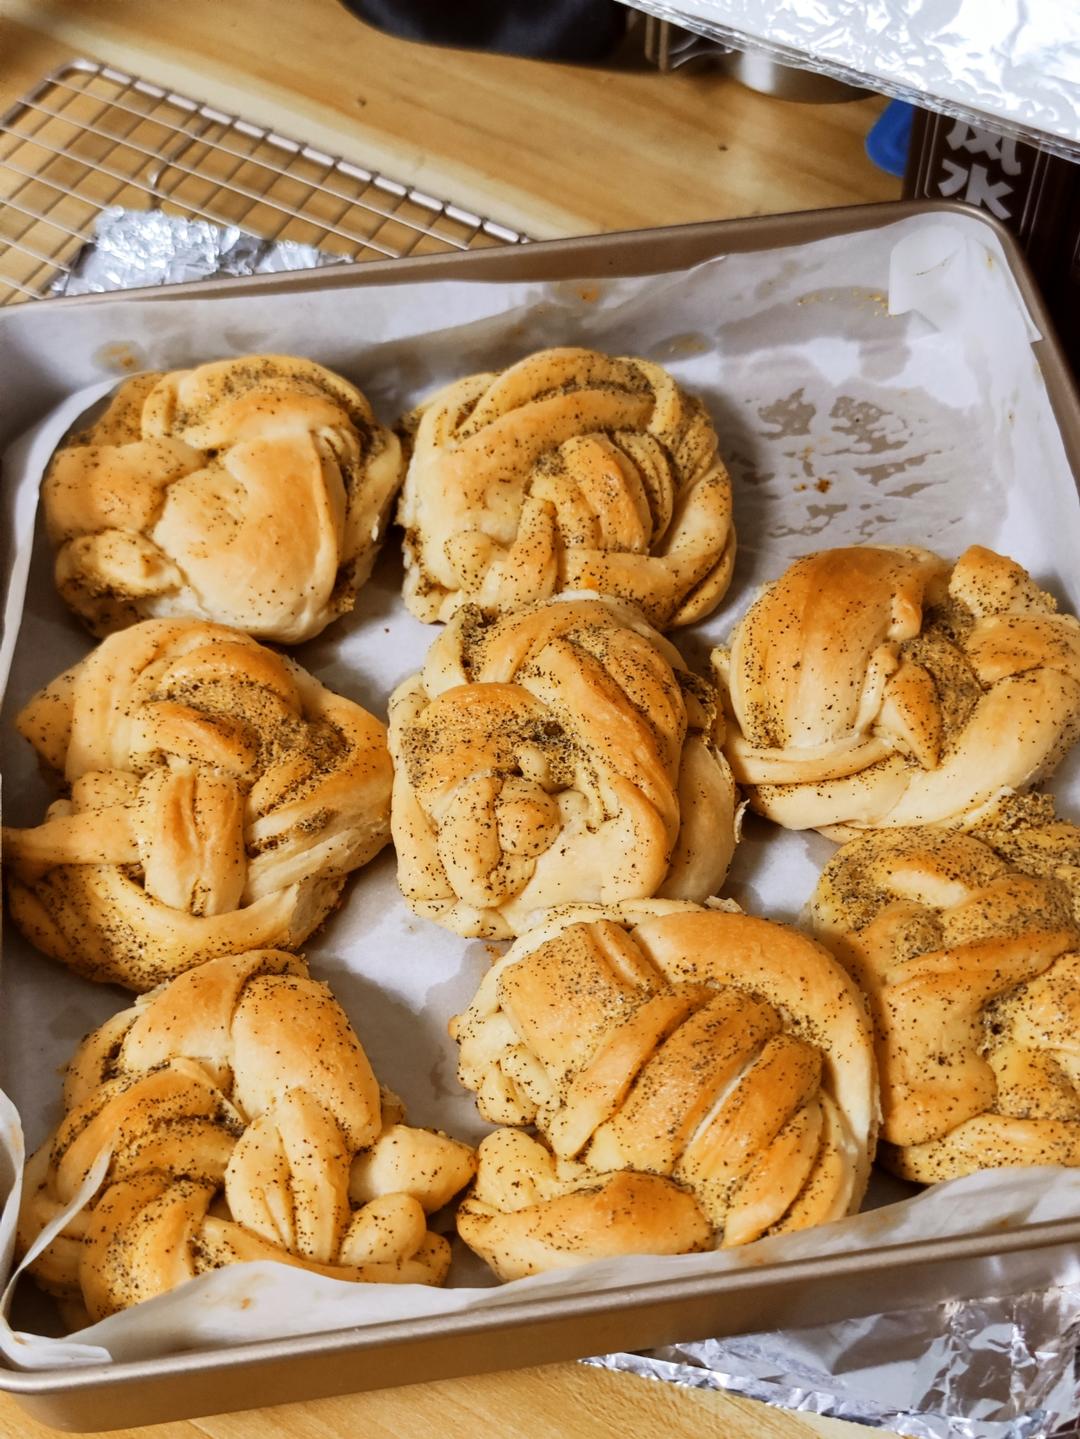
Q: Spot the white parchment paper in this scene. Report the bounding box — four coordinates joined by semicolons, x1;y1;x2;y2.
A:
1;214;1079;1370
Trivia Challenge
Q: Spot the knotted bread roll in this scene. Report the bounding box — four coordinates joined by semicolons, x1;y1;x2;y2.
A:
452;1129;713;1281
3;618;392;989
17;950;476;1322
713;545;1080;837
450;901;877;1278
388;596;739;938
809;813;1080;1182
44;355;402;642
397;347;735;628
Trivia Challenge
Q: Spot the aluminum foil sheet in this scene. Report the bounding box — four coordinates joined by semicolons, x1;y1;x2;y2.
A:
54;206;343;296
620;0;1080;161
589;1284;1080;1438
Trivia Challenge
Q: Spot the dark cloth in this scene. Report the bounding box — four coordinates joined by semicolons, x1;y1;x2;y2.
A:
336;0;626;61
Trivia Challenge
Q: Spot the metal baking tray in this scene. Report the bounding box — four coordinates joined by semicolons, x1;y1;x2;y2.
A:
2;199;1080;1432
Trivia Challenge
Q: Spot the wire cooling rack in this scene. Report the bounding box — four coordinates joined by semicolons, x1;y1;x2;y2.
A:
0;58;528;306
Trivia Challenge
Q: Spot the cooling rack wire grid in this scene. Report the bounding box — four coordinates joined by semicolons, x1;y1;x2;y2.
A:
0;58;528;304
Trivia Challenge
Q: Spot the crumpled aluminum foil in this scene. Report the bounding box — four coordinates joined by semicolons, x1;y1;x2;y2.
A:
45;203;1080;1439
589;1284;1080;1436
54;206;343;296
620;0;1080;161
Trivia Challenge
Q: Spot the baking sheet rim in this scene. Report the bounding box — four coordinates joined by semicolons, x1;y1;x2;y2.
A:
2;198;1080;1420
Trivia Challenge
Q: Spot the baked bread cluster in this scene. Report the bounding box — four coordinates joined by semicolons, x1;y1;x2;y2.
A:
397;346;736;629
810;813;1080;1183
2;618;392;989
388;596;738;937
44;356;403;643
18;950;476;1322
450;902;877;1277
713;545;1080;836
8;338;1080;1313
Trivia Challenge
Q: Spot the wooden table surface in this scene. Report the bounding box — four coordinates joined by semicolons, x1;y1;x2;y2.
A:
0;2;900;1434
0;0;898;238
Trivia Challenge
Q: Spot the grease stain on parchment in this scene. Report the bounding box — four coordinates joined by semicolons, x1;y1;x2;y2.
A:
714;353;1004;611
657;331;711;359
93;341;144;373
757;387;815;439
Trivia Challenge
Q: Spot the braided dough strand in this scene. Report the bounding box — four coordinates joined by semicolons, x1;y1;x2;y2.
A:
398;347;735;629
389;597;738;938
45;356;403;643
713;545;1080;835
3;618;393;989
810;817;1080;1182
451;901;876;1278
18;951;476;1321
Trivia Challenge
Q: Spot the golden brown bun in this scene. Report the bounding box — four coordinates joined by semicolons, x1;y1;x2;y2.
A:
17;950;476;1320
388;597;739;938
456;1129;712;1281
809;814;1080;1182
397;347;735;629
44;356;403;643
713;545;1080;835
2;618;392;989
451;900;877;1276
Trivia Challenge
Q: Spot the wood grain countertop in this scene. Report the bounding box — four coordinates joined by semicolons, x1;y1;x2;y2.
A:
0;0;899;238
0;3;902;1435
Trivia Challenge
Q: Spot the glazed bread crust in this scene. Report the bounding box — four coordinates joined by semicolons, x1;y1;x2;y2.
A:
3;617;393;989
17;950;476;1322
397;347;735;629
451;901;877;1277
809;817;1080;1182
713;545;1080;836
44;355;403;643
388;597;739;938
454;1129;712;1281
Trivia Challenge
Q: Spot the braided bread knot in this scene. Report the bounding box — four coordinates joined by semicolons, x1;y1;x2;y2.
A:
810;820;1080;1182
3;618;392;989
449;901;877;1278
713;545;1080;836
44;355;403;642
398;347;735;628
388;597;738;938
17;950;476;1321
